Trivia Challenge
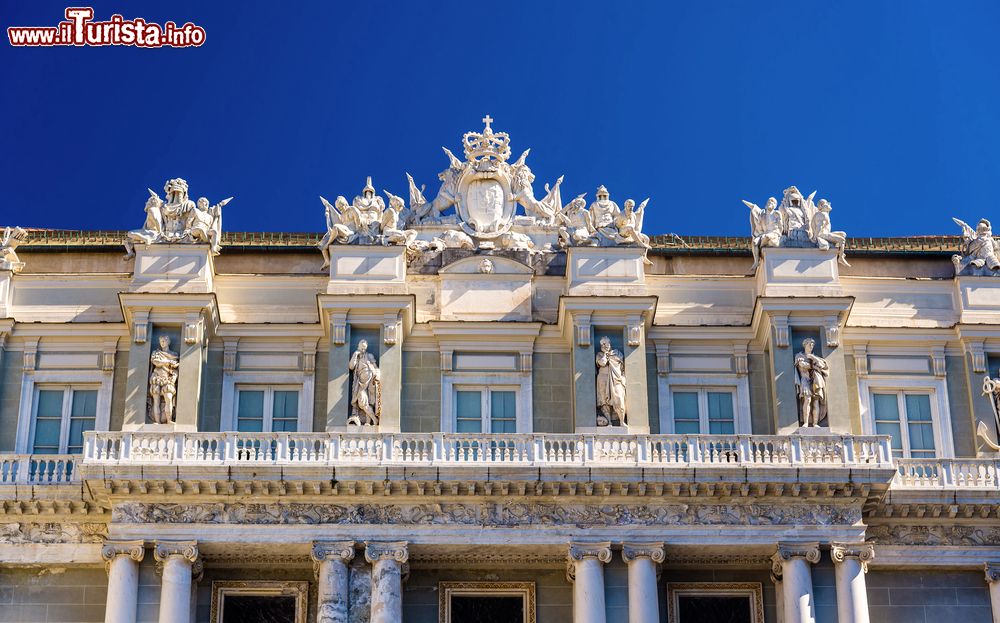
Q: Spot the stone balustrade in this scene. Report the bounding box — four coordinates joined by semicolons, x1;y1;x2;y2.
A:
0;453;78;484
894;457;1000;489
82;431;893;469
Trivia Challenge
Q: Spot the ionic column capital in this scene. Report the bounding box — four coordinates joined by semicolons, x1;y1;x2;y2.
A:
568;541;613;564
153;540;199;576
771;542;820;574
622;542;665;565
101;540;145;573
986;562;1000;584
831;543;875;573
312;540;356;564
364;541;408;565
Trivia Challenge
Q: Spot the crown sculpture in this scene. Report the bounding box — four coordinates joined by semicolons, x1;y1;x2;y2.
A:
316;115;653;261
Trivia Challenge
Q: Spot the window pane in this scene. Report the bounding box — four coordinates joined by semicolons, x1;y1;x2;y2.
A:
36;390;64;418
707;392;735;434
908;422;936;453
237;390;265;432
272;390;299;433
490;391;516;433
872;394;900;421
673;392;700;433
456;390;482;433
70;390;98;417
904;394;932;422
67;418;94;454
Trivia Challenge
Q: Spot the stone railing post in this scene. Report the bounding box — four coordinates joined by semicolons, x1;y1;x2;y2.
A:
567;542;612;623
622;542;664;623
365;541;408;623
771;542;820;623
154;541;199;623
831;543;874;623
101;540;145;623
985;563;1000;623
312;541;355;623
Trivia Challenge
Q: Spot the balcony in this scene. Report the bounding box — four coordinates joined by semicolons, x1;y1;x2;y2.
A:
0;454;79;484
894;457;1000;490
82;431;892;469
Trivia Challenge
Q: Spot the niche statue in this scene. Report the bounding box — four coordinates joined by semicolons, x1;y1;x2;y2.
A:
595;336;627;426
148;335;179;424
348;339;382;426
793;337;829;427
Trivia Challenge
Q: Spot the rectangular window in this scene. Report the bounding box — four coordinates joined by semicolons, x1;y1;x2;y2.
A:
671;388;736;434
454;387;519;433
235;386;300;433
31;386;98;454
872;391;936;458
440;582;535;623
667;582;764;623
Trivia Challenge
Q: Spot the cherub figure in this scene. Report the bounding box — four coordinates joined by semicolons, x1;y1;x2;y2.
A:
810;199;849;266
952;217;1000;276
382;191;419;248
318;195;355;268
189;196;231;256
123;191;165;259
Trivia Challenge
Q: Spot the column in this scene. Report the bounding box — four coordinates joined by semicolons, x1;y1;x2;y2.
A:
771;571;785;623
986;563;1000;623
154;541;199;623
312;541;355;623
101;540;145;623
365;541;408;623
567;542;612;623
831;543;874;623
771;542;819;623
622;542;663;623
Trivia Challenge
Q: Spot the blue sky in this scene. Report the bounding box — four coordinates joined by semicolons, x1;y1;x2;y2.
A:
2;1;998;237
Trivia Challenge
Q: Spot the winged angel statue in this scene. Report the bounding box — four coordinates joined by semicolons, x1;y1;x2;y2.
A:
318;177;419;268
743;186;849;269
952;217;1000;276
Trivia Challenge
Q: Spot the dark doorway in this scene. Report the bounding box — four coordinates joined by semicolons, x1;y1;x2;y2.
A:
221;595;297;623
450;595;525;623
676;595;753;623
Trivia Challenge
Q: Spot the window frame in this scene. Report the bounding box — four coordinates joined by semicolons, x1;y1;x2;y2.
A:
452;384;520;434
16;369;113;454
28;384;99;454
210;580;308;623
859;375;954;458
441;372;532;434
659;374;751;435
666;582;764;623
233;384;302;433
220;371;312;433
438;581;535;623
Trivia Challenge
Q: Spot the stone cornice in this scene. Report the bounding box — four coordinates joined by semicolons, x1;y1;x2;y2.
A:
831;542;875;572
622;542;665;564
364;541;408;564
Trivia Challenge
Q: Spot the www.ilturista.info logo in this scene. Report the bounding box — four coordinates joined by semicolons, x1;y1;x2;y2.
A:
8;7;206;48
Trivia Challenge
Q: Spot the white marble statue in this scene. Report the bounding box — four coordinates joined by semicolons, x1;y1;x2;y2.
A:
557;195;595;247
588;186;622;244
979;376;1000;452
148;335;179;425
615;199;651;248
348;339;381;427
744;197;782;269
793;338;829;427
952;217;1000;276
743;185;849;267
595;336;627;427
0;226;28;272
510;149;563;224
123;178;232;259
318;178;419;267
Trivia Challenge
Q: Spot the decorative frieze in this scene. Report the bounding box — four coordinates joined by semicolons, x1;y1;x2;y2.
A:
830;542;875;573
866;523;1000;546
0;521;107;544
112;501;862;527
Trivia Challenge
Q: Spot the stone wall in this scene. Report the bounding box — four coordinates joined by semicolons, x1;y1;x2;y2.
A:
400;351;441;432
866;569;992;622
532;353;573;433
109;350;129;433
312;352;329;432
198;349;224;432
946;355;976;457
0;567;108;622
749;353;773;435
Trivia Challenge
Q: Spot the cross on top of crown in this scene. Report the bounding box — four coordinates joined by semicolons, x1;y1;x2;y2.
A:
482;114;494;133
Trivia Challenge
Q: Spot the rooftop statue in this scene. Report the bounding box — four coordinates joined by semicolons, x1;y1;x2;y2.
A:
743;186;848;268
952;217;1000;276
123;178;232;259
0;226;28;272
318;177;419;268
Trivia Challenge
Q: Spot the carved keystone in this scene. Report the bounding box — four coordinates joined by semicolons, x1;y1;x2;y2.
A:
831;543;875;573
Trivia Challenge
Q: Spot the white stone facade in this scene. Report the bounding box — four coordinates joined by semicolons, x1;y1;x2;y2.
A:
0;123;999;622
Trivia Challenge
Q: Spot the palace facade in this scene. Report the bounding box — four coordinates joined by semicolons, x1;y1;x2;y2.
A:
0;120;999;623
